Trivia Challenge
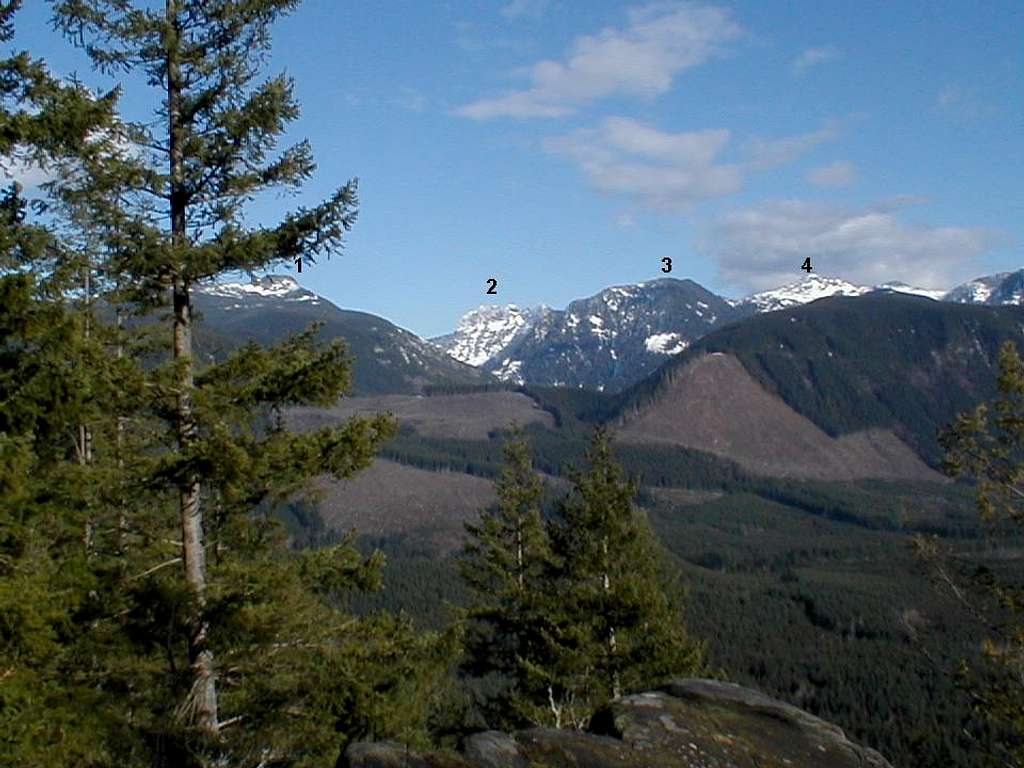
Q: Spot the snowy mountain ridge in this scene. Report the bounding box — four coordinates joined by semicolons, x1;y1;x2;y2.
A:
435;274;950;379
195;275;322;306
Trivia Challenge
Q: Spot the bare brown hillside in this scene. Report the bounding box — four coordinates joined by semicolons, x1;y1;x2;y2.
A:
289;391;553;439
316;459;496;553
619;353;942;482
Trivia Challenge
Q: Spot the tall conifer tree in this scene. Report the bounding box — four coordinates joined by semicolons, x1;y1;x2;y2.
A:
925;340;1024;765
548;427;704;724
0;4;124;762
41;2;441;764
459;428;560;728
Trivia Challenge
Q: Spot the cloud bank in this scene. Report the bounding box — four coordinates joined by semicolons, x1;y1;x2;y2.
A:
458;2;742;119
703;198;995;291
546;117;840;208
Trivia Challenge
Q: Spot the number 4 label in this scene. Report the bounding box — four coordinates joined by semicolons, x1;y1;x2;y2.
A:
801;258;813;273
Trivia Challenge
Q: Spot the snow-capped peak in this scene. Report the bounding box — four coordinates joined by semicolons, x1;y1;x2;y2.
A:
740;275;946;312
434;304;539;367
741;275;873;313
198;274;314;301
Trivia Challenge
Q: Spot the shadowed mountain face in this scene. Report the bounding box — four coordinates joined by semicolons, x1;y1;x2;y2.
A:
192;276;492;395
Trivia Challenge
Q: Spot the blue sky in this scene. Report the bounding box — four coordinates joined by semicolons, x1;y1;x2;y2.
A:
12;0;1024;337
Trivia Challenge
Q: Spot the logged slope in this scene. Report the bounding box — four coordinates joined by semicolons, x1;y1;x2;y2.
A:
193;276;490;394
618;353;939;481
618;294;1024;465
288;391;554;440
315;459;496;553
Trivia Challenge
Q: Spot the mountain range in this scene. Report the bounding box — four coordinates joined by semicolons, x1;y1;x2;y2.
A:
431;270;1023;393
192;269;1024;399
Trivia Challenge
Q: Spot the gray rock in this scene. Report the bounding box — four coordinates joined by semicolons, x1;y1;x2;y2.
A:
344;678;894;768
341;740;470;768
461;731;527;768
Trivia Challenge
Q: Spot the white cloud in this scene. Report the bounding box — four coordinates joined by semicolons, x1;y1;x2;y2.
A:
935;84;994;119
745;122;839;171
807;160;857;188
703;198;996;291
501;0;552;20
546;117;841;209
457;1;742;120
792;45;841;76
545;117;741;209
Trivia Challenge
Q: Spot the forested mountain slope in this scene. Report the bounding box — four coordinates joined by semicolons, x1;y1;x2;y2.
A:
193;276;492;394
617;294;1024;465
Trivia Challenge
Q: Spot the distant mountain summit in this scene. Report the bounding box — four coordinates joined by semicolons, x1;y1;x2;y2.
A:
737;274;944;313
945;269;1024;305
431;304;543;367
433;278;741;392
196;274;320;305
193;275;490;395
432;273;958;393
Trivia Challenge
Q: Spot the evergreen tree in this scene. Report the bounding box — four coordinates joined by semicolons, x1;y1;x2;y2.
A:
547;426;704;726
0;4;125;763
925;340;1024;766
1;1;457;764
459;427;559;728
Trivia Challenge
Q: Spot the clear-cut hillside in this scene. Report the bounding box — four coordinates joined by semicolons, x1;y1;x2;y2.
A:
288;391;554;440
193;275;492;395
618;352;940;481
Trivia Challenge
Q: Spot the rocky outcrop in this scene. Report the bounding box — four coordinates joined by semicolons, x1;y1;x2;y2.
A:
342;678;892;768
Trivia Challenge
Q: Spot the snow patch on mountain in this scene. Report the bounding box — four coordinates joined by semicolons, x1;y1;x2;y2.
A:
644;332;689;355
739;275;948;313
494;358;524;385
944;271;1024;306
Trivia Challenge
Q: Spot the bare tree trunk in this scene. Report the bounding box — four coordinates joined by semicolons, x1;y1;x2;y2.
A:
167;0;218;734
78;264;94;555
602;535;620;699
516;523;524;590
115;304;128;557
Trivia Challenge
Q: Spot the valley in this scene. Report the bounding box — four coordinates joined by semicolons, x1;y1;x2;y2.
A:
180;271;1024;764
9;5;1019;766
